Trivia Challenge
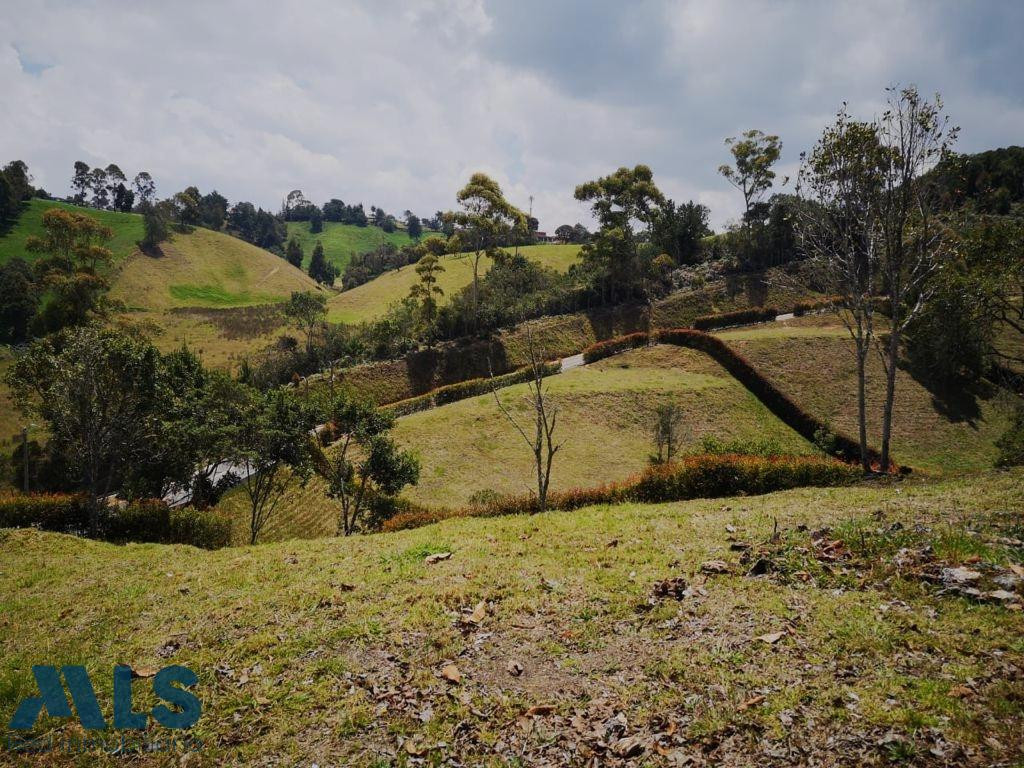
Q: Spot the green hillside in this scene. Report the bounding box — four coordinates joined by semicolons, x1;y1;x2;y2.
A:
4;470;1023;765
285;220;441;271
0;199;144;265
327;243;581;324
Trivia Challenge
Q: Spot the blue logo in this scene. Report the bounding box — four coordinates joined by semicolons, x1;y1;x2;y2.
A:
9;665;200;731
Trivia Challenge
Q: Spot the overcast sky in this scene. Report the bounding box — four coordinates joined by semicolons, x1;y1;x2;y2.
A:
2;0;1022;231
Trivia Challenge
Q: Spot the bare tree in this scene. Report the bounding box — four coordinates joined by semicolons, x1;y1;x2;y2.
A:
874;86;957;470
651;403;684;464
790;107;885;472
491;329;562;512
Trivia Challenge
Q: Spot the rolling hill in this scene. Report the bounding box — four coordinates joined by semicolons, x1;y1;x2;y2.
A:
285;219;441;272
326;243;581;324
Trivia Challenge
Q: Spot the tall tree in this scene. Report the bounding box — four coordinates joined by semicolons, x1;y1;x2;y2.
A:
408;251;444;332
874;86;958;471
792;108;885;471
308;240;337;285
406;212;422;239
574;165;665;304
88;167;109;209
285;235;304;268
0;259;38;342
139;199;172;252
71;161;91;205
451;173;527;331
309;206;323;234
199;190;229;230
284;290;327;355
132;171;156;206
6;326;163;533
719;130;784;230
651;199;711;265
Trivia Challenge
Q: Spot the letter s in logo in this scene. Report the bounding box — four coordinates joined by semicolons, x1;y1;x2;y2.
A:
151;665;201;729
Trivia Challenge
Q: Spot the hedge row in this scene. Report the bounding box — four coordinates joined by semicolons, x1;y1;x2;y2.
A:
792;296;841;316
0;493;231;549
581;332;650;364
381;453;860;532
692;306;779;331
384;361;561;417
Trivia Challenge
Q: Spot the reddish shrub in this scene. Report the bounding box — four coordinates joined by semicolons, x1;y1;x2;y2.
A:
692;307;779;331
581;332;650;363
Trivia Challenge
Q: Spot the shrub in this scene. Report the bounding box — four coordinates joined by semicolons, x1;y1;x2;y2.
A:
0;493;230;549
383;362;561;417
792;296;841;316
995;406;1024;468
0;492;89;532
692;307;778;331
581;332;650;363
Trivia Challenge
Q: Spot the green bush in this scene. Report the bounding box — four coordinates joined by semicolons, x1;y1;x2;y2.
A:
995;406;1024;468
0;493;230;549
692;307;778;330
0;492;89;532
581;332;650;363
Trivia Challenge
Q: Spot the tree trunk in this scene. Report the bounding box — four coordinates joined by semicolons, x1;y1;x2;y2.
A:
880;329;900;472
855;342;870;473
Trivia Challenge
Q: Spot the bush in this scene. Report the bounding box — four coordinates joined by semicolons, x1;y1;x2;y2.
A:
692;306;778;331
995;406;1024;468
792;297;840;316
383;362;561;416
102;500;231;549
581;332;649;363
0;492;89;532
0;493;230;548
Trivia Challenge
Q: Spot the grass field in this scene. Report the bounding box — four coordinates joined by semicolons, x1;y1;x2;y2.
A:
0;199;144;266
722;318;1021;473
3;469;1022;765
326;244;581;324
285;220;441;272
217;344;813;541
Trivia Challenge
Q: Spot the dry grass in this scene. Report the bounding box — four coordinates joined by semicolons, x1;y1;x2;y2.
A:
2;470;1022;765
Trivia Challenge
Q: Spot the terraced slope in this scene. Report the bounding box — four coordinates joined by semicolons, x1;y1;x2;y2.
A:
216;344;812;541
718;315;1020;473
326;244;581;324
3;470;1023;765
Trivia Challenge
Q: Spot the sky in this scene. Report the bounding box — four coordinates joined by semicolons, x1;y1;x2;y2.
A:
2;0;1022;232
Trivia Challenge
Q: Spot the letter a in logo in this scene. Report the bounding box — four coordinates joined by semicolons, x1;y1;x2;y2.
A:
9;665;107;730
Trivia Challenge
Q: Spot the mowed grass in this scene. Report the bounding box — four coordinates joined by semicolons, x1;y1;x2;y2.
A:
2;470;1022;765
326;244;581;324
111;227;323;311
285;220;442;272
0;199;144;266
724;318;1021;473
216;344;812;541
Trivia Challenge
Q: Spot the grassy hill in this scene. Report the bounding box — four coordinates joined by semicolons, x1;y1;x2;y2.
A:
285;220;441;272
326;243;581;324
217;344;813;541
3;469;1023;765
111;227;321;311
0;199;143;265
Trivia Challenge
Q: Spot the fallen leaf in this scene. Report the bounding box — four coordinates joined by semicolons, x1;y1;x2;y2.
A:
725;524;737;533
611;735;647;758
755;631;786;645
404;740;428;756
738;694;766;711
130;665;158;679
467;600;487;624
441;664;462;684
941;566;982;584
425;552;452;564
700;560;732;575
948;685;974;699
507;660;524;677
525;704;555;716
988;589;1017;602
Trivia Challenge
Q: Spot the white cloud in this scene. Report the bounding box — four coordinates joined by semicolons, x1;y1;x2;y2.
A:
0;0;1021;232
